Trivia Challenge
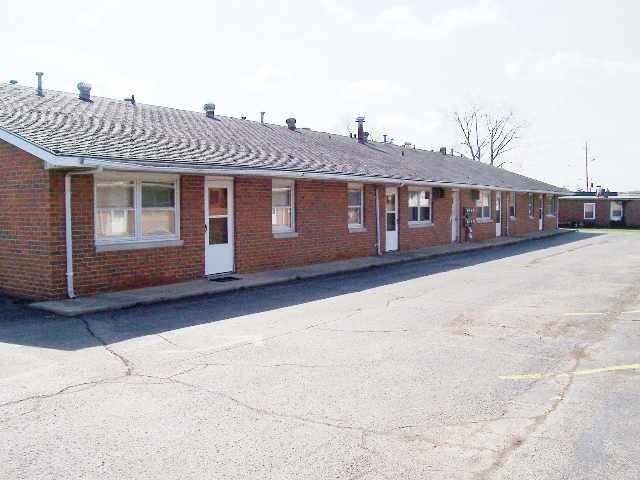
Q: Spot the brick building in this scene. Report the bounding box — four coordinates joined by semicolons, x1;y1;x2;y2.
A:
0;82;563;299
559;192;640;228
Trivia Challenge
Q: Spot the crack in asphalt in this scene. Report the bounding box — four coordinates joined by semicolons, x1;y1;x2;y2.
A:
0;376;125;410
80;317;133;376
474;283;640;479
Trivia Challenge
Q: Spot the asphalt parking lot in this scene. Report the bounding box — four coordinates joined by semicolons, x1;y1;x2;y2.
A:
1;230;639;479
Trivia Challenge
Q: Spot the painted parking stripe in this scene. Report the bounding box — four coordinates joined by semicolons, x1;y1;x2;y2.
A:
499;363;640;380
562;312;606;317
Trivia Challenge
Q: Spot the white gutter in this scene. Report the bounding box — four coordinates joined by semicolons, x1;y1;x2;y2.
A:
75;158;563;195
0;127;565;195
65;169;100;298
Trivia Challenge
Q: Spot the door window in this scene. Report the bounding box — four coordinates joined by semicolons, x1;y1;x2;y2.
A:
208;187;229;245
386;192;396;231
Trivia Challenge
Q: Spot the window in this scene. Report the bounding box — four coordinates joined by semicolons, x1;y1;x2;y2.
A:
141;182;176;235
272;179;295;233
95;175;179;244
527;193;534;217
347;184;364;228
545;194;556;216
508;192;516;217
610;201;623;220
476;191;491;220
584;202;596;220
408;188;432;223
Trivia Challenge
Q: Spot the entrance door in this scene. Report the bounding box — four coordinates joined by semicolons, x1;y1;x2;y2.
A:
205;179;234;275
451;189;460;243
385;187;398;252
495;193;502;237
538;194;544;231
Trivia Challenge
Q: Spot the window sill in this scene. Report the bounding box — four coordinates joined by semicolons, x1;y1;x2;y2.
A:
509;216;517;221
408;222;434;229
96;239;184;252
273;231;299;239
348;225;367;233
476;218;493;224
545;214;556;218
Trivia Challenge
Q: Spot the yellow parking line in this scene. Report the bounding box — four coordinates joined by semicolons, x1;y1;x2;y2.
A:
499;363;640;380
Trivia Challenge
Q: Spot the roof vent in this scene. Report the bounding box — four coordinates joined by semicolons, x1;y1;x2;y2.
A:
260;111;265;124
124;94;136;105
203;103;216;119
77;82;92;102
355;116;365;143
383;134;387;144
241;116;247;120
35;72;44;96
286;118;297;130
9;80;18;85
439;146;447;155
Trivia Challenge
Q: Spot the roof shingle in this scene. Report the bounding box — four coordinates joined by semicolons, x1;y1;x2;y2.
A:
0;83;563;193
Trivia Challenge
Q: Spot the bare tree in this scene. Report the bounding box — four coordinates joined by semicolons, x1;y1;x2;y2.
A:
453;106;524;167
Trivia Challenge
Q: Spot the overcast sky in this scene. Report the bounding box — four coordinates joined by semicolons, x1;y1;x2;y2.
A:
2;0;639;190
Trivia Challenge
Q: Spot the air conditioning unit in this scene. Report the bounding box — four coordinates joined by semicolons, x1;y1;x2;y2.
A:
470;189;480;201
432;187;445;199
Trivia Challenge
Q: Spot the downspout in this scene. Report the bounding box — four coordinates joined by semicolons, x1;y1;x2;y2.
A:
65;169;100;298
375;186;381;255
506;193;510;237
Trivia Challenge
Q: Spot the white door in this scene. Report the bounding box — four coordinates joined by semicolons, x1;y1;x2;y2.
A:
385;187;399;252
451;189;460;243
205;179;234;275
495;193;502;237
538;194;544;231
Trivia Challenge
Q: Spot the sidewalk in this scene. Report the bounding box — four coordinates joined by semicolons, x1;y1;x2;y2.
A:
31;229;572;316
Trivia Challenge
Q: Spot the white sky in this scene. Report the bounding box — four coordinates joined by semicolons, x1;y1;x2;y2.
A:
2;0;639;190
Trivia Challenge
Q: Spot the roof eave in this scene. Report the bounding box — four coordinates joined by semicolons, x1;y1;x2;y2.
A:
0;126;564;195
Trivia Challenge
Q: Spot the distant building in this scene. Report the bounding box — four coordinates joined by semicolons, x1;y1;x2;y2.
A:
559;190;640;228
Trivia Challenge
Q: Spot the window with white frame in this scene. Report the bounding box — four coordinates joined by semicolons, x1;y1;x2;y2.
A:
347;184;364;228
476;191;491;220
545;194;556;216
408;188;432;223
508;192;517;217
95;175;179;244
610;201;623;220
527;193;534;217
272;179;295;233
584;202;595;220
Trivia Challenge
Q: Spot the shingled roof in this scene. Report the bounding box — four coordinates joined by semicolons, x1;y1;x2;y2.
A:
0;83;563;193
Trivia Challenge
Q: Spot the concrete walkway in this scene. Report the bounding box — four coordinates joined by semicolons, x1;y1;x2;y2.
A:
31;229;571;316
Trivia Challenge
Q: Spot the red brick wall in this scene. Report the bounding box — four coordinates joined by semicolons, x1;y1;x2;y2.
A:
623;200;640;227
61;174;205;296
508;192;542;235
458;189;497;242
559;199;608;227
0;140;65;299
234;177;379;272
398;186;453;250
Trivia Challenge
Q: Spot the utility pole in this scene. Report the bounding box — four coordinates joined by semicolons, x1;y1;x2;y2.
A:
585;141;589;192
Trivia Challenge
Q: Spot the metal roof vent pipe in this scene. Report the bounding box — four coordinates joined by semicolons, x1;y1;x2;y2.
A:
203;103;216;119
439;146;447;155
286;117;297;130
77;82;92;102
383;134;387;144
260;111;265;124
35;72;44;96
356;116;365;143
